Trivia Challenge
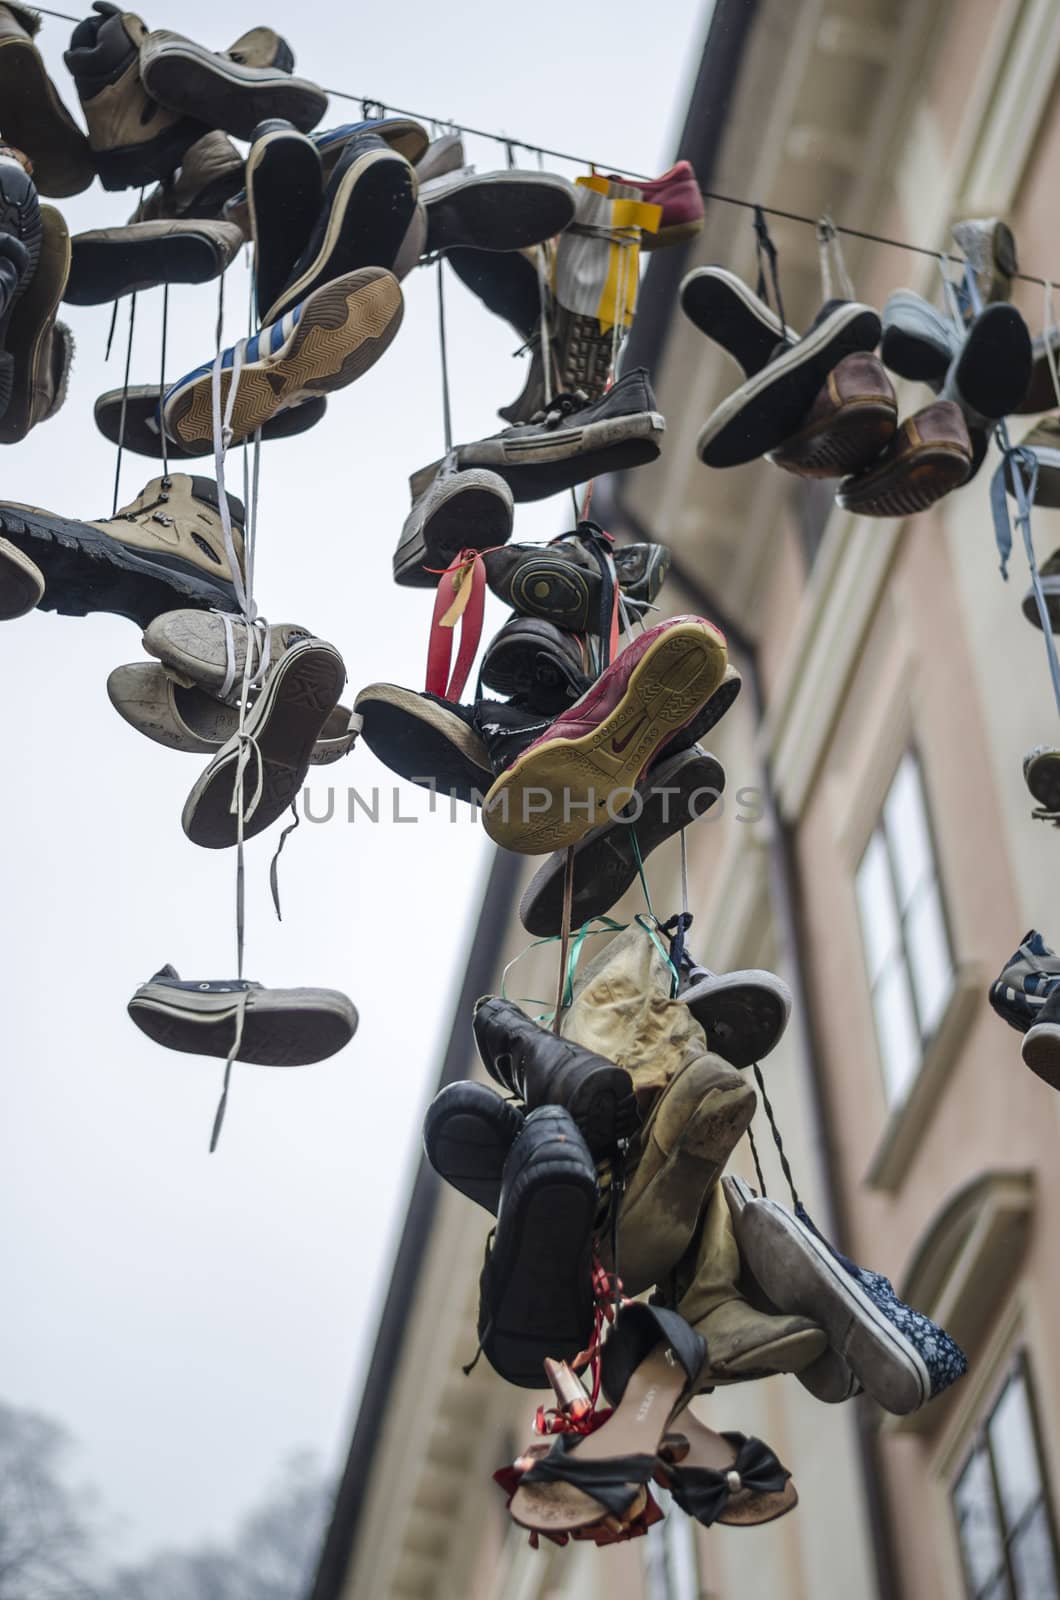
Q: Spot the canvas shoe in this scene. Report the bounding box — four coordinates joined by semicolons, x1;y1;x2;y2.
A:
0;201;70;445
769;352;897;479
422;167;576;254
0;534;43;619
393;458;513;589
473;995;639;1153
519;747;726;936
422;1080;525;1213
450;367;665;503
952;217;1018;309
1015;325;1060;415
880;290;956;388
988;930;1060;1033
0;473;244;624
95;383;325;458
447;244;540;342
1023;745;1060;815
483;530;669;631
139;25;326;141
128;965;357;1065
1020;986;1060;1090
939;301;1031;429
415;131;464;184
837;400;972;518
244;119;322;321
65;217;243;304
263;131;417;324
698;300;882;468
312;117;429;176
482;614;727;854
130;130;244;223
480;617;591;715
1005;417;1060;511
182;637;346;848
162;267;403;454
0;4;93;196
0;147;42;421
64;3;204;191
603;159;703;249
678;962;792;1070
498;301;616;425
1021;547;1060;630
680;266;797;373
143;611;313;699
354;683;493;805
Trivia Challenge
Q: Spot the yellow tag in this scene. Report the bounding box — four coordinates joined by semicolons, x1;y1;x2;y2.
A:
439;562;473;629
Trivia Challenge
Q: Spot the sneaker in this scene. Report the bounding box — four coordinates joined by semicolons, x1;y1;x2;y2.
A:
1006;418;1060;511
732;1195;967;1415
0;202;71;445
988;930;1060;1032
353;683;492;805
879;289;956;389
64;3;203;191
483;529;669;630
0;148;42;421
422;1080;524;1212
128;965;357;1065
138;25;326;141
678;964;792;1069
476;1105;599;1388
1023;745;1060;814
519;747;726;936
162;267;403;454
65;217;243;304
480;617;591;715
1020;986;1060;1089
768;353;897;479
415;131;464;184
473;994;639;1152
450;367;665;503
697;300;882;469
95;383;326;458
393;459;513;589
0;534;43;618
130;130;244;224
312;116;428;176
940;302;1032;428
0;3;94;196
952;217;1018;308
603;160;703;250
1022;548;1060;630
447;244;540;342
837;400;972;517
263;131;416;324
422;167;575;254
1015;325;1060;415
142;611;312;699
482;615;727;854
243;119;322;321
182;638;346;848
498;301;615;425
0;472;244;624
680;266;797;374
472;695;553;778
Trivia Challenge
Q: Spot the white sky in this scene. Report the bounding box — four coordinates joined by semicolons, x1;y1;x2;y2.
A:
0;0;711;1564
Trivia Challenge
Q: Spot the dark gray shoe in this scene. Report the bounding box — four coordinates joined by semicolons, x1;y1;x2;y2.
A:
129;965;357;1065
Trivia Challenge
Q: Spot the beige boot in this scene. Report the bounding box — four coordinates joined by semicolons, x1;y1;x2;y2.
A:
0;4;94;197
130;131;245;224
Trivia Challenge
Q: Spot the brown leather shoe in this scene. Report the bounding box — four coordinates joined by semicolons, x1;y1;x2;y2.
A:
837;399;972;517
769;352;897;478
129;130;245;224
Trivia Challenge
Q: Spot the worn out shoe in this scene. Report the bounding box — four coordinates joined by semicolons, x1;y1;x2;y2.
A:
1020;987;1060;1090
139;26;326;141
393;460;513;588
65;217;243;304
95;383;325;458
128;965;357;1065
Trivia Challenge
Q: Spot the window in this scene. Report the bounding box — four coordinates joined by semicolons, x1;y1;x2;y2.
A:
643;1487;700;1600
855;750;954;1104
953;1358;1060;1600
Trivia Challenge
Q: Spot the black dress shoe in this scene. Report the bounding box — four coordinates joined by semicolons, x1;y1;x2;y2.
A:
422;1080;523;1212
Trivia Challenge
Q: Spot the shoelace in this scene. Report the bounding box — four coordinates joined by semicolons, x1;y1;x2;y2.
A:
425;547;486;701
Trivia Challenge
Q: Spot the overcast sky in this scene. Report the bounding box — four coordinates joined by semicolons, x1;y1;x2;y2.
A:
0;0;711;1565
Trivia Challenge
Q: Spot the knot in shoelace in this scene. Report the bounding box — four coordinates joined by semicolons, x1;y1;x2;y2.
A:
529;389;590;428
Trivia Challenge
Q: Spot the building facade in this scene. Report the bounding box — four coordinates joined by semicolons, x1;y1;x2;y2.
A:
310;0;1060;1596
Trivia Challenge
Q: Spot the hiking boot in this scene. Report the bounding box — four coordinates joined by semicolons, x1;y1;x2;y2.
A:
939;302;1031;437
680;266;797;374
678;964;792;1069
128;965;357;1065
452;367;665;502
498;301;615;425
0;534;42;618
769;352;897;478
482;614;727;854
422;1080;524;1212
480;616;591;714
143;611;312;699
1023;745;1060;815
65;217;243;304
64;3;204;191
447;243;540;341
0;202;70;444
139;25;326;141
879;289;956;389
989;930;1060;1032
604;160;703;250
263;131;416;323
698;300;882;469
0;473;244;624
837;401;971;518
1005;418;1060;511
519;747;725;937
952;217;1018;308
244;119;322;321
423;167;575;254
162;267;403;454
353;682;492;805
94;383;326;458
393;459;513;589
476;1105;598;1387
1020;985;1060;1090
0;4;94;195
1022;547;1060;630
415;131;464;184
474;995;639;1152
0;148;42;421
483;528;668;630
130;130;244;223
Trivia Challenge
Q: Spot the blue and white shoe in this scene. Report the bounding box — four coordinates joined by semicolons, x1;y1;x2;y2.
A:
312;117;428;172
162;266;403;455
988;930;1060;1033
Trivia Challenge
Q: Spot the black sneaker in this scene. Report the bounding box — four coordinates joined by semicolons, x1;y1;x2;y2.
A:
1021;986;1060;1090
393;459;513;589
470;696;551;776
94;383;326;458
483;525;668;631
678;961;792;1069
940;302;1032;426
423;167;575;253
64;217;243;305
1024;745;1060;816
480;617;591;715
680;265;796;375
245;119;323;322
354;683;493;806
128;966;358;1065
447;244;540;341
0;149;41;423
423;1080;524;1212
989;930;1060;1032
477;1105;598;1387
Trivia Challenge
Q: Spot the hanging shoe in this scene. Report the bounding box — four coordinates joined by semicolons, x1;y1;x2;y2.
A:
0;473;244;624
94;384;326;459
483;529;669;631
0;147;42;422
353;683;493;805
498;301;616;425
243;119;323;322
422;167;576;254
1016;325;1060;415
138;24;326;141
482;615;726;854
312;116;428;175
0;534;42;618
658;1412;796;1527
1005;418;1060;511
989;930;1060;1032
952;216;1018;309
130;130;245;224
476;1105;599;1388
128;965;357;1065
182;637;346;848
422;1080;524;1212
142;611;312;699
447;244;541;342
480;617;591;715
0;202;70;445
162;267;403;454
603;160;704;250
768;353;897;479
415;131;464;184
393;459;513;589
879;289;956;388
65;217;243;304
1023;745;1060;814
1020;987;1060;1089
473;995;639;1152
837;400;972;517
939;301;1031;434
1021;547;1060;629
680;265;797;371
678;963;791;1070
0;4;94;196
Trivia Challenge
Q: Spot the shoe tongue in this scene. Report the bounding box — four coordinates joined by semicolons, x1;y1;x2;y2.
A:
188;474;245;526
151;963;180;981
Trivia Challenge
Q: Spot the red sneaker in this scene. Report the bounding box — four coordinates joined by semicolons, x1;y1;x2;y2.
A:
604;160;704;250
482;614;727;854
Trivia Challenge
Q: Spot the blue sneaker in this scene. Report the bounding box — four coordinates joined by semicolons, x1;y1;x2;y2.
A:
162;266;403;455
988;930;1060;1032
312;117;428;172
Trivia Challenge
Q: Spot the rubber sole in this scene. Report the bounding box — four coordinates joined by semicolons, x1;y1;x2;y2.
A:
393;471;513;588
460;411;665;502
682;970;791;1069
354;683;491;804
0;39;95;197
65;229;232;305
1021;1022;1060;1089
426;172;574;253
479;622;587;710
95;384;326;460
769;396;896;478
1024;750;1060;810
165;270;403;453
246;128;323;321
838;441;970;517
0;203;66;445
490;550;600;630
141;43;326;140
680;266;790;372
953;303;1032;420
129;987;356;1065
422;1082;523;1213
642;216;704;251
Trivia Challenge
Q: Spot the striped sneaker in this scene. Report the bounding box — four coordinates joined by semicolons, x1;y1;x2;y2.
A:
988;930;1060;1033
161;266;403;454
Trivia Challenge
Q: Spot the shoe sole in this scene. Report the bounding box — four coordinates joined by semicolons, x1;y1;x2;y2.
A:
1022;573;1060;631
1024;753;1060;811
483;621;726;853
519;749;725;935
460;411;665;502
426;172;574;252
769;395;897;478
166;270;403;453
480;625;587;706
354;682;491;805
698;305;881;467
1021;1021;1060;1089
129;987;356;1065
141;41;327;140
0;39;94;198
393;470;513;587
642;216;704;251
0;204;68;445
182;642;345;848
422;1085;523;1213
492;551;599;631
681;969;792;1069
95;385;326;460
735;1198;930;1413
0;154;43;410
837;441;970;518
0;534;43;619
246;127;322;321
953;304;1032;420
680;266;789;372
65;230;233;306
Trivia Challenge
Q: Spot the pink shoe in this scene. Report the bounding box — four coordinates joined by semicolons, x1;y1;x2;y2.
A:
604;160;704;250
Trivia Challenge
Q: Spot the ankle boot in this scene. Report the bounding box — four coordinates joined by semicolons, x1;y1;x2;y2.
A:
130;129;245;223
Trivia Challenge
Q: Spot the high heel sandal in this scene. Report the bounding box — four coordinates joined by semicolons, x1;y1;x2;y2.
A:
658;1410;797;1527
